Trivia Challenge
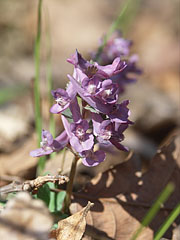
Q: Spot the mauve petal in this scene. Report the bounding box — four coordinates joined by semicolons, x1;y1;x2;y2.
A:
81;150;105;167
82;157;100;167
68;74;111;114
50;103;68;114
91;113;103;136
68;74;97;108
55;130;69;146
69;97;81;122
67;50;88;70
52;140;64;151
101;79;113;88
66;82;77;99
30;148;53;157
97;57;126;77
52;88;69;98
42;130;53;145
110;138;128;152
94;150;106;163
70;136;84;153
80;120;89;131
109;100;132;124
61;115;73;138
81;134;94;151
73;68;87;83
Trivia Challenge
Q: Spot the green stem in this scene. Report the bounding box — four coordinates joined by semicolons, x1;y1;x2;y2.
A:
95;0;132;62
45;7;56;139
130;182;175;240
63;156;79;214
34;0;42;144
154;203;180;240
34;0;45;176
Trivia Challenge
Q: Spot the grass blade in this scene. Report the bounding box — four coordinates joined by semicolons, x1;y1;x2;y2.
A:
34;0;43;144
95;0;141;62
34;0;46;175
45;7;56;140
154;203;180;240
130;182;175;240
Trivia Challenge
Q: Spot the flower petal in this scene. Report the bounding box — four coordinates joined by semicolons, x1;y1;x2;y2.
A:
30;148;53;157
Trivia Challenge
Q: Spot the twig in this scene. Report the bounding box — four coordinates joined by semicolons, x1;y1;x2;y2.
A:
0;175;69;195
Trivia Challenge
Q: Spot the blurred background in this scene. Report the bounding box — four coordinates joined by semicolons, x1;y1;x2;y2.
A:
0;0;179;182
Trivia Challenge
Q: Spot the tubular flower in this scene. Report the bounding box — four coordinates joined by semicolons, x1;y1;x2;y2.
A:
81;149;106;167
30;34;141;168
50;83;76;114
30;130;68;157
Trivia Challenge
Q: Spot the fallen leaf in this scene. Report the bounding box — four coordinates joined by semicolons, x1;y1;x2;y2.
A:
0;192;53;240
53;202;94;240
71;131;180;240
172;225;180;240
0;135;37;179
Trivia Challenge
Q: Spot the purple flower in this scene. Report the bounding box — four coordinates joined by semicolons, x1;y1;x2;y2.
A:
68;74;113;114
81;76;102;96
92;113;129;151
68;50;126;80
112;54;142;93
81;149;106;167
30;130;68;157
50;82;76;114
61;115;94;153
96;79;119;104
95;32;132;64
108;100;132;124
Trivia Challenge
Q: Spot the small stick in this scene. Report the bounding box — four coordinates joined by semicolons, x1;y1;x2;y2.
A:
0;175;69;195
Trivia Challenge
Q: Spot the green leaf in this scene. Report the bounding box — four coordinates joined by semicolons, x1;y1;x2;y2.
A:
37;184;50;207
56;191;66;212
52;223;58;230
84;105;99;113
62;108;73;123
47;182;56;212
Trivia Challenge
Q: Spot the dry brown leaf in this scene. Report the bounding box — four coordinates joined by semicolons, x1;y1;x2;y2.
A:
54;202;94;240
172;225;180;240
71;132;180;240
0;135;37;178
0;192;53;240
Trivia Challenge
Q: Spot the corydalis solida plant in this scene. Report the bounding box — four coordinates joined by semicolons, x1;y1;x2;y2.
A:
30;33;140;167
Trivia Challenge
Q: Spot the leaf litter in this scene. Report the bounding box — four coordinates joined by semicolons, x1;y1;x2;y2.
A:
70;131;180;239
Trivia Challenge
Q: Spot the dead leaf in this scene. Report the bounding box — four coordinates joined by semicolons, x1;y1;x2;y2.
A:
71;132;180;240
172;225;180;240
0;192;53;240
53;202;93;240
0;135;37;179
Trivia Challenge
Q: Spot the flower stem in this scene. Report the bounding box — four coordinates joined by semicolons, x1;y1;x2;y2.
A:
63;155;79;214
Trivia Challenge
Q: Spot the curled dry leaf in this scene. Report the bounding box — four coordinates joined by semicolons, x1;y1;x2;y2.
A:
52;201;94;240
71;131;180;240
0;192;53;240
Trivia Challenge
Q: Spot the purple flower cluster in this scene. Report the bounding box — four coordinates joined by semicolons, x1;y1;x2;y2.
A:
30;34;140;167
92;31;141;93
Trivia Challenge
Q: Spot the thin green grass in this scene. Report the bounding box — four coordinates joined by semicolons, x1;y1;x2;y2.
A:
45;6;56;159
34;0;43;144
34;0;45;175
45;7;56;139
154;203;180;240
130;182;175;240
95;0;141;62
